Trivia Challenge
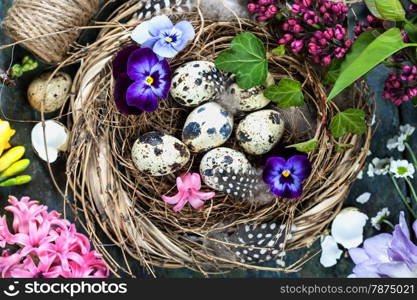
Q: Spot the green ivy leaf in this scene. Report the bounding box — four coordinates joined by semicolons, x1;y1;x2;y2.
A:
330;109;367;138
335;143;354;153
375;0;406;21
286;139;318;153
264;78;305;108
215;33;268;89
328;28;417;101
271;45;286;56
364;0;383;18
323;59;343;85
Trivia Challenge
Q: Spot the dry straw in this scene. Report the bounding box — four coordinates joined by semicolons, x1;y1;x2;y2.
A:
56;1;374;277
2;0;100;64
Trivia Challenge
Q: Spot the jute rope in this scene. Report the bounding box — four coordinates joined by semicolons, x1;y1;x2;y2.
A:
2;0;100;64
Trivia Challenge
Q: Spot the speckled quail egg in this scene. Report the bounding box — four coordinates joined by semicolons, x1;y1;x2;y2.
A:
200;147;251;190
229;73;275;112
236;110;285;155
132;131;190;177
170;61;225;107
182;102;234;152
27;71;72;113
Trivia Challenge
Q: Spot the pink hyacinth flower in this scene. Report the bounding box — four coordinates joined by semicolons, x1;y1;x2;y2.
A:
162;173;215;212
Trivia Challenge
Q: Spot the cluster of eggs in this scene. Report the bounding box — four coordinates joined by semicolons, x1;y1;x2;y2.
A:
131;60;285;193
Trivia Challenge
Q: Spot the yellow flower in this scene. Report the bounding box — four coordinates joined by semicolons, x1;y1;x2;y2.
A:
0;120;15;156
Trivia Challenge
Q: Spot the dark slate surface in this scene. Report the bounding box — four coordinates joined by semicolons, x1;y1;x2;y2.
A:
0;0;416;278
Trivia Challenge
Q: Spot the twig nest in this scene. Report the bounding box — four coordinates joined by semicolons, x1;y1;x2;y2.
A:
27;71;72;113
331;207;368;249
31;120;69;163
229;73;275;112
132;131;190;177
170;61;225;107
236;110;285;155
182;102;233;152
200;147;251;190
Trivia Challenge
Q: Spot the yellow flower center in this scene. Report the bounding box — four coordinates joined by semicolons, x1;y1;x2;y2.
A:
165;36;173;43
145;76;154;85
282;170;291;178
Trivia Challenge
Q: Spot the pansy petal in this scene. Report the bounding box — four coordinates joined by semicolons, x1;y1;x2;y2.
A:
112;45;139;79
413;220;417;239
127;48;159;81
153;40;178;58
174;21;196;42
114;74;142;115
348;247;370;264
363;233;392;263
131;21;153;44
150;59;171;99
352;263;382;278
287;155;312;180
398;211;410;238
377;262;417;278
265;156;286;171
126;81;159;112
148;15;174;36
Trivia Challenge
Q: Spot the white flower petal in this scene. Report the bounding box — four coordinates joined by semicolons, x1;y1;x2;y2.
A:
131;21;152;44
31;120;68;163
356;192;371;204
331;208;368;249
320;235;343;268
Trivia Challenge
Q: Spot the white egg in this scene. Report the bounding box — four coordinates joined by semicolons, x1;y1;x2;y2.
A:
229;73;275;112
236;110;285;155
170;61;225;107
182;102;233;153
131;131;190;177
200;147;251;190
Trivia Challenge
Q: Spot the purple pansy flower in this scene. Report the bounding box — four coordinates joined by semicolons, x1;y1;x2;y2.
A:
112;47;171;114
263;155;312;199
131;15;195;59
348;212;417;278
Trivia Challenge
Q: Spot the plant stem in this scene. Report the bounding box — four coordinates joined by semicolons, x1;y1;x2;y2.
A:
405;142;417;168
382;219;395;230
390;175;417;219
405;177;417;207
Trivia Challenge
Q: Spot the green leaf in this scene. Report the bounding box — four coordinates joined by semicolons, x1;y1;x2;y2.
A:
286;139;319;153
375;0;406;21
328;28;417;100
412;97;417;106
215;32;267;89
364;0;383;18
271;45;286;56
404;21;417;43
335;143;354;153
264;78;305;108
322;59;343;85
330;109;367;138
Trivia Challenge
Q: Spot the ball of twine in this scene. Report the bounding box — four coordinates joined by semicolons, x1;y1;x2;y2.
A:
2;0;100;64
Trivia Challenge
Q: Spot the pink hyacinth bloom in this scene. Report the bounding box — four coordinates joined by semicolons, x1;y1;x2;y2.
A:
162;173;215;212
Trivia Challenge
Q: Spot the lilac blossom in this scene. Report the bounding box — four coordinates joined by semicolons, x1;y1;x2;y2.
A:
247;0;280;21
383;65;417;106
349;212;417;278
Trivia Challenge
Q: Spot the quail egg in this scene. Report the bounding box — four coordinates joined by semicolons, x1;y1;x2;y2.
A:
27;71;72;113
170;61;225;107
182;102;233;153
200;147;251;190
132;131;190;177
229;73;275;112
236;110;285;155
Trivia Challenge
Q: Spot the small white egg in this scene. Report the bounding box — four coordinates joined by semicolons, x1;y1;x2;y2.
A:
170;61;225;107
229;73;275;112
200;147;251;190
182;102;233;153
132;131;190;177
236;110;285;155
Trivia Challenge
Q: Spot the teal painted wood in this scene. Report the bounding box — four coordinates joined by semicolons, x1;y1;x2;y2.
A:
0;0;415;278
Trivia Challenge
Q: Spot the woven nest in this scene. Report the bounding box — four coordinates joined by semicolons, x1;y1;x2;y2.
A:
63;3;373;277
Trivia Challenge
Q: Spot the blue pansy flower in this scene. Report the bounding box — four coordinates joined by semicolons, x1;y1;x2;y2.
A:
263;155;312;199
131;15;195;59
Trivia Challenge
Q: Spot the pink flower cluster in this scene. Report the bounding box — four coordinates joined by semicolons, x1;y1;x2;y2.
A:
353;15;383;39
0;196;109;278
277;0;351;66
247;0;280;21
383;65;417;106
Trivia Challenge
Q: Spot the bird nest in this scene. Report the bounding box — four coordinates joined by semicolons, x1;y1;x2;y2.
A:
63;3;373;277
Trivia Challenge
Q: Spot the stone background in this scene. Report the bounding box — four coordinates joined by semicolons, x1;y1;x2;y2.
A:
0;0;416;278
